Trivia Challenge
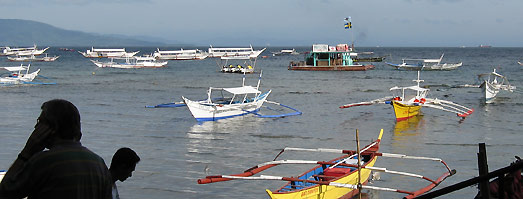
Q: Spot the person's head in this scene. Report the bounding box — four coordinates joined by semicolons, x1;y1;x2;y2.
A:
110;147;140;182
38;99;82;141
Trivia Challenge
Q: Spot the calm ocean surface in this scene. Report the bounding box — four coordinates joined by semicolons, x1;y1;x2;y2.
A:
1;46;522;198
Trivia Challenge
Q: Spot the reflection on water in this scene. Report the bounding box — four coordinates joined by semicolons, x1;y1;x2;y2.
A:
393;115;424;135
186;116;264;155
391;115;425;148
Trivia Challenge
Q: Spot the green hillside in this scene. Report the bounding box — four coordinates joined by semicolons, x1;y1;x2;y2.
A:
0;19;166;46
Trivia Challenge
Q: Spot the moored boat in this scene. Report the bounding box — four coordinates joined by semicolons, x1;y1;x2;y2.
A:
386;54;462;71
208;45;266;58
478;69;516;103
7;54;59;62
219;54;259;73
181;73;271;122
288;44;374;71
79;47;139;58
0;64;40;85
340;71;474;121
272;49;299;56
153;48;208;60
198;129;456;199
90;56;167;68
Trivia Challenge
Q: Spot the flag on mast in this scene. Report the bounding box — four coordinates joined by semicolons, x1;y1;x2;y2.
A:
344;17;352;29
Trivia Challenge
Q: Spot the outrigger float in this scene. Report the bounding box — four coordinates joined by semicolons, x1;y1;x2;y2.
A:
198;129;456;199
340;71;474;121
146;71;301;122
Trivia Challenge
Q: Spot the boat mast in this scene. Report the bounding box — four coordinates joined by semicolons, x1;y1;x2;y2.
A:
345;16;354;50
413;71;425;97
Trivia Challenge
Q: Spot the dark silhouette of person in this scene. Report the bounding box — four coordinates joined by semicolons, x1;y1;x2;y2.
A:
0;99;112;199
109;147;140;199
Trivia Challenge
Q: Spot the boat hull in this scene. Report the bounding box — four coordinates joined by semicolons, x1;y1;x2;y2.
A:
386;62;462;71
266;134;381;199
482;80;499;103
267;159;376;199
392;101;421;121
288;64;375;71
182;91;271;122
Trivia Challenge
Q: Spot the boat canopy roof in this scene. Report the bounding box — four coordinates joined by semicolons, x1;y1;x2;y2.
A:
92;48;125;52
390;85;429;92
221;56;252;60
221;86;261;95
1;66;28;71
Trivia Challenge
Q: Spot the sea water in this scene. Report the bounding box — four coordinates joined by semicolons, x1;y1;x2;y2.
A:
0;47;522;198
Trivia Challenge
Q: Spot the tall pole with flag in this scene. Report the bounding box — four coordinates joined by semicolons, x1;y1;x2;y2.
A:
344;17;354;51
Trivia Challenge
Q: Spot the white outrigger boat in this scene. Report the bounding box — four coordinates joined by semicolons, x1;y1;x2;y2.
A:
182;72;271;122
219;55;258;73
1;45;49;56
147;72;301;122
7;54;60;62
340;71;474;121
79;47;139;58
272;49;299;56
518;61;522;66
477;69;516;103
386;54;462;71
208;45;266;58
91;56;168;69
153;48;208;60
0;64;40;85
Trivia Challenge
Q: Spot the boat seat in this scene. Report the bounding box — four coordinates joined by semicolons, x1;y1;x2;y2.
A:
323;167;352;177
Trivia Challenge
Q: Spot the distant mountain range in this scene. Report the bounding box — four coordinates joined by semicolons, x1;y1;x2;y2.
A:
0;19;182;47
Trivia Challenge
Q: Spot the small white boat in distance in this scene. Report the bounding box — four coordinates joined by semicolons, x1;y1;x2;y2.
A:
219;55;259;73
182;72;271;122
386;54;462;71
0;64;40;85
1;45;49;56
79;47;139;58
272;49;299;56
153;48;208;60
90;56;168;68
7;54;60;62
518;61;523;66
478;69;516;103
208;45;266;58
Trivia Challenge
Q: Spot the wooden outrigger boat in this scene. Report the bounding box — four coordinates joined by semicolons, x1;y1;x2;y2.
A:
198;129;456;199
477;69;516;103
340;71;474;121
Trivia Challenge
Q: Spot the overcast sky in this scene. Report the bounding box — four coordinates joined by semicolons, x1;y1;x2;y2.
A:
1;0;522;47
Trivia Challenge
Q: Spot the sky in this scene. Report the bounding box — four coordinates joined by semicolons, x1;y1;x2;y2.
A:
1;0;523;47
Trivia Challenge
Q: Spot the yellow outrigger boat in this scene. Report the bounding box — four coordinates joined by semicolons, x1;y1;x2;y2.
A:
198;129;455;199
340;71;474;121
